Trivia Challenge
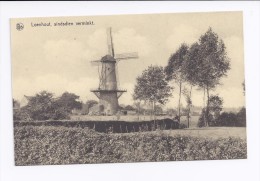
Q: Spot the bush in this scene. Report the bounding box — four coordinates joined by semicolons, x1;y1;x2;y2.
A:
13;108;32;121
211;107;246;127
214;112;238;126
237;107;246;127
197;108;214;127
198;107;247;127
14;125;247;165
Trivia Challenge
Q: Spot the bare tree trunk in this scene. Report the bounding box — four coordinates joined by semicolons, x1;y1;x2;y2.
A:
153;101;156;121
205;85;210;127
178;81;182;123
187;85;193;128
203;87;205;108
203;86;206;126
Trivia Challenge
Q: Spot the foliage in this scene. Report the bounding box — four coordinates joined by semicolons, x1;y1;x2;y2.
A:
195;28;230;89
212;107;246;127
237;107;246;127
13;107;32;121
198;108;213;127
164;44;190;81
56;92;82;111
208;95;223;119
23;91;57;120
191;28;230;126
86;100;98;109
197;95;223;127
182;42;201;86
182;87;193;127
133;65;173;105
14;125;247;165
199;107;246;127
213;112;238;127
15;91;82;121
124;105;135;111
154;105;163;115
165;44;189;122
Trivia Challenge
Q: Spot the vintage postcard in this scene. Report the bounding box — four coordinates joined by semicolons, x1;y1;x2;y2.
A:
11;12;246;166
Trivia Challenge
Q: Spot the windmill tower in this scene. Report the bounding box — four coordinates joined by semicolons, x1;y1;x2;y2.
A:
90;28;138;115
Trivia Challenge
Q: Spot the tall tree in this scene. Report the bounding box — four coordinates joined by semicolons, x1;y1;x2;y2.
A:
133;65;172;117
195;28;230;126
165;44;189;122
181;42;202;126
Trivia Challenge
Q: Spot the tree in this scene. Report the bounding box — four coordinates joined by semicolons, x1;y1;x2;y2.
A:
85;100;98;114
181;43;202;123
182;87;192;128
195;28;230;126
133;65;172;118
24;91;57;120
208;95;223;118
86;100;98;109
22;91;82;120
198;95;223;127
154;105;163;115
165;44;189;122
55;92;82;112
208;95;223;126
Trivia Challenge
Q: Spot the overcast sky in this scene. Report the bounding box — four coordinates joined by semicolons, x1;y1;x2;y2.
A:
11;12;245;108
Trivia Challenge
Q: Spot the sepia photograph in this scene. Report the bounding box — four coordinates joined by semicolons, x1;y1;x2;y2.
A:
11;12;247;166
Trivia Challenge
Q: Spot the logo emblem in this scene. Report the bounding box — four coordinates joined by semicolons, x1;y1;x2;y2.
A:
16;23;24;31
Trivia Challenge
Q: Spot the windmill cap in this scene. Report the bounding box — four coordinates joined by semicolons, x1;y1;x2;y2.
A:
101;55;116;62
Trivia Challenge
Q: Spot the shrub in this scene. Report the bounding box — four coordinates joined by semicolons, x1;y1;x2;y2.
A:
13;108;32;121
197;108;214;127
214;112;237;126
198;107;247;127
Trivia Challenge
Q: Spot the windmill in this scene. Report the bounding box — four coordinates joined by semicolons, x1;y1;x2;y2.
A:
90;27;138;115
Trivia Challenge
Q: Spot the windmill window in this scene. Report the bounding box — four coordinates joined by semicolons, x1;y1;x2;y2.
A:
108;68;110;70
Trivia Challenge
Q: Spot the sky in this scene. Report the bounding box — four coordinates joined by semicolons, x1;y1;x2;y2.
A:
11;12;245;109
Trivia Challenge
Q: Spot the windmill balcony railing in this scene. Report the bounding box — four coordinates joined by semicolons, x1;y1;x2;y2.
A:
90;88;127;92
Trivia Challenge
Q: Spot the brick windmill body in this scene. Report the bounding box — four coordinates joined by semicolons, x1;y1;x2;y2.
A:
91;28;138;115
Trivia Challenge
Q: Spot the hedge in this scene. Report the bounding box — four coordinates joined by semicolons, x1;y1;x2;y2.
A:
14;125;247;165
14;118;182;133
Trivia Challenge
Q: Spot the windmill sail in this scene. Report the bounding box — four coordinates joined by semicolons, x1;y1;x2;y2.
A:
107;27;115;57
115;52;139;61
